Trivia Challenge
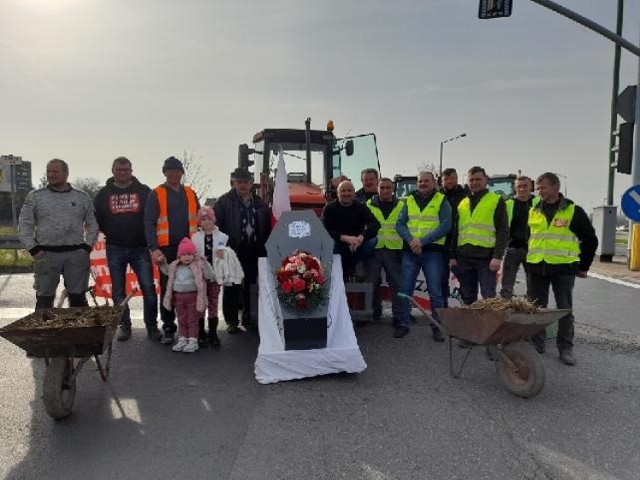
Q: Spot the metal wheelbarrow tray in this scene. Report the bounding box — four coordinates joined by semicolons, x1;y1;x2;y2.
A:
0;301;129;420
435;308;571;346
0;306;122;358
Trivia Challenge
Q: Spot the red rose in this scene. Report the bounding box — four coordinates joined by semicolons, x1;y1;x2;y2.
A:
292;278;306;293
316;274;325;285
295;293;309;309
282;280;293;293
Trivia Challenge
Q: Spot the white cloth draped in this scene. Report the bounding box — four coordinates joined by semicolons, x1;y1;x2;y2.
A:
254;254;367;384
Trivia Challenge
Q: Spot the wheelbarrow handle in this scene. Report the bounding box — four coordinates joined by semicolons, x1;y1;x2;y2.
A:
396;292;447;336
119;289;138;308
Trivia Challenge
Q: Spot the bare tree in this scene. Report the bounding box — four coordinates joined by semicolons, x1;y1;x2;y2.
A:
416;161;439;175
73;177;102;200
37;174;47;189
180;148;213;200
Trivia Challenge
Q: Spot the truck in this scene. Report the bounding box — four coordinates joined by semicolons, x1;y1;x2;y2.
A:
394;173;517;200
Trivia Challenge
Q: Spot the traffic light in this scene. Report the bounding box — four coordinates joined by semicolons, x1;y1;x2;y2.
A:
612;123;634;174
478;0;512;19
238;143;255;170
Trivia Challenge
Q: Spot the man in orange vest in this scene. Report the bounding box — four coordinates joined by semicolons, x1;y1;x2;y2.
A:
144;156;200;345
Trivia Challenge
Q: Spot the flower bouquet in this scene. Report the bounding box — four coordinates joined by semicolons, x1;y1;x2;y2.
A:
275;249;327;312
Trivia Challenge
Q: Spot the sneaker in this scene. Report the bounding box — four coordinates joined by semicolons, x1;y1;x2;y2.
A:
226;325;240;334
559;350;576;366
431;327;445;343
183;338;199;353
117;326;132;342
161;331;175;345
172;337;188;352
147;327;162;341
393;326;409;338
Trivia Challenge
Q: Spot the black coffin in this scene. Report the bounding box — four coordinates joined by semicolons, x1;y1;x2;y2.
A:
283;317;328;350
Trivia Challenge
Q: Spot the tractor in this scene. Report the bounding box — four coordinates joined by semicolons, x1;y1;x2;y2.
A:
237;119;382;319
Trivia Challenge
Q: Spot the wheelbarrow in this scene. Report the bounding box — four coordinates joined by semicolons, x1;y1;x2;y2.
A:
0;292;134;419
398;293;570;398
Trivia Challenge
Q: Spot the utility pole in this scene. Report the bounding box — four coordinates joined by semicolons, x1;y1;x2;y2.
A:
607;0;624;206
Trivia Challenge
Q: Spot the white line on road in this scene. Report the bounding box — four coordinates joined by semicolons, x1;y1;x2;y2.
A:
589;272;640;289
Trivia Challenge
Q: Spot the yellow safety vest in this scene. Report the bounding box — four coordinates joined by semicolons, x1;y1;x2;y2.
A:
458;192;500;248
406;192;446;246
367;199;404;250
506;196;540;225
527;203;579;264
154;185;199;247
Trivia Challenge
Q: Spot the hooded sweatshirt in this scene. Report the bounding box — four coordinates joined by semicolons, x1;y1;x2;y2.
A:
94;176;151;247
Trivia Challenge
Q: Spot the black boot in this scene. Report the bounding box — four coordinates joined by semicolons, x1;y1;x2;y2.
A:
35;295;55;311
198;318;209;348
208;317;220;347
68;293;88;307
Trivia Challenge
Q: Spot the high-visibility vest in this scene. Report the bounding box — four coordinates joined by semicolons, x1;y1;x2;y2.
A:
506;196;540;225
527;203;579;264
458;192;500;248
154;185;198;247
367;199;404;250
406;192;446;246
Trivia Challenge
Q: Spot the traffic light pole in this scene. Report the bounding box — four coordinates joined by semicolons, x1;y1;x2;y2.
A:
607;0;624;206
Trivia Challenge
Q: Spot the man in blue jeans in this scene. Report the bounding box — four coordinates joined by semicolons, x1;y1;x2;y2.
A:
94;157;160;341
396;172;452;339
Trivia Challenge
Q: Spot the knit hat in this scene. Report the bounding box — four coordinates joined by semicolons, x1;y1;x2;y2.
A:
198;206;216;223
177;237;197;257
162;156;185;174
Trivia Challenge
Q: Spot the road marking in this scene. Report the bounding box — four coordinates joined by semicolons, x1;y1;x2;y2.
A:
0;308;145;320
589;272;640;289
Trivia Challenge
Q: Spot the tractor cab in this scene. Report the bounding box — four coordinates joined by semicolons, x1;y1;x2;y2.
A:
238;120;381;216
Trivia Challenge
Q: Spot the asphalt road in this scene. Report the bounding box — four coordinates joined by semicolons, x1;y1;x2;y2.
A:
1;273;639;480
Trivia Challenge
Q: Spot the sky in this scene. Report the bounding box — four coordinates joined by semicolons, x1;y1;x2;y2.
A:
2;0;640;210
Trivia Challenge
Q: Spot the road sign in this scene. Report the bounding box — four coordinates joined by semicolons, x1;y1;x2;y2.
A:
621;185;640;221
0;155;23;166
616;85;637;124
478;0;512;19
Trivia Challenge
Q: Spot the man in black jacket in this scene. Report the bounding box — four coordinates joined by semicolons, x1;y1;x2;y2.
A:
527;172;597;366
322;180;380;279
214;168;272;333
439;168;467;306
95;157;160;341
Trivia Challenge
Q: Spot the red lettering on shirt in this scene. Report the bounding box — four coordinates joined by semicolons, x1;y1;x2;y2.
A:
109;193;141;215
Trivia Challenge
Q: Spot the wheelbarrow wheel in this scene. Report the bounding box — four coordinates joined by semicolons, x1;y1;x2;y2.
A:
43;357;76;420
496;342;545;399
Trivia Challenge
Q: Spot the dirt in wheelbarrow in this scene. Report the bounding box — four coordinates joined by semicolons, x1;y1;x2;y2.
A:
13;306;124;330
464;297;542;313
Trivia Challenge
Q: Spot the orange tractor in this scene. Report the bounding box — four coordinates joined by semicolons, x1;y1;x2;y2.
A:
237;119;382;317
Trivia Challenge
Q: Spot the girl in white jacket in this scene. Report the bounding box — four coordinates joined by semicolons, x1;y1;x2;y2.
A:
191;206;228;347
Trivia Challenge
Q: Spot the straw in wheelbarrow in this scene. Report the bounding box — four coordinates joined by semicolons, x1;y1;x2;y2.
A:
463;297;541;313
11;306;123;330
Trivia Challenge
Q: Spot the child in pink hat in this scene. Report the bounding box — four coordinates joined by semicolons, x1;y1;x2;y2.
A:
160;237;215;353
191;206;229;346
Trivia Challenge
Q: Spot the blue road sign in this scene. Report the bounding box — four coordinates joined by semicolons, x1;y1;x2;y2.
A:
621;184;640;221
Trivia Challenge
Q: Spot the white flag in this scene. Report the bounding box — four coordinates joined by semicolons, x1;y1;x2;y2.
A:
271;149;291;225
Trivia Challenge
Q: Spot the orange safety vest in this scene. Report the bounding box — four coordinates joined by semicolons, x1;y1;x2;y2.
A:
154;185;199;247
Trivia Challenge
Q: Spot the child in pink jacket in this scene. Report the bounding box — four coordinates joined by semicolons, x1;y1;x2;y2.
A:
161;237;215;353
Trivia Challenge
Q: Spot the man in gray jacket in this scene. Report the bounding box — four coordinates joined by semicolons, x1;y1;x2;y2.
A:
19;159;99;309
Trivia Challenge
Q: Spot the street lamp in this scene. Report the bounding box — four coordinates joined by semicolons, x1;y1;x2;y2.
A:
439;133;467;178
